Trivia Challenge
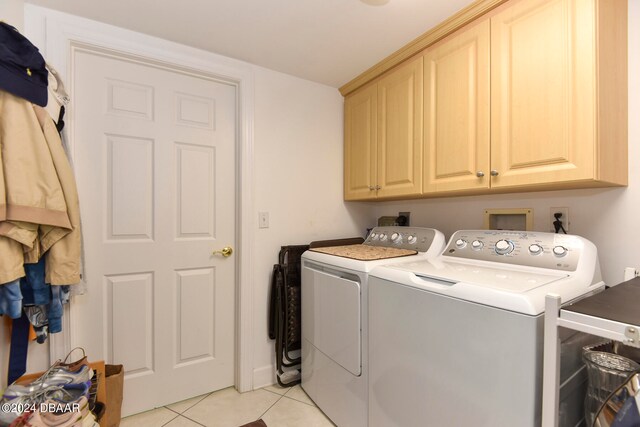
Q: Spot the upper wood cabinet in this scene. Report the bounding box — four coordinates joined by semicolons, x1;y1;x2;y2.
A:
423;19;490;194
344;56;423;200
343;0;627;201
489;0;627;190
344;83;377;200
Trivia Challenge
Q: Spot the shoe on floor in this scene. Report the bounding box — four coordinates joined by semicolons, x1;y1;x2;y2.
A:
23;395;90;427
0;381;91;426
3;366;92;399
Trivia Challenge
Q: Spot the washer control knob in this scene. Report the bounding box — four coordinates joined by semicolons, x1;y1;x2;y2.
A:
370;232;378;240
495;239;514;255
553;246;568;257
528;244;543;255
455;239;467;249
391;232;401;242
379;233;388;242
407;235;417;244
471;240;484;250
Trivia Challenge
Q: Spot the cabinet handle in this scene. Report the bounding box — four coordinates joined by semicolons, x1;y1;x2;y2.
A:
476;171;485;178
490;170;499;177
369;186;375;191
375;185;381;190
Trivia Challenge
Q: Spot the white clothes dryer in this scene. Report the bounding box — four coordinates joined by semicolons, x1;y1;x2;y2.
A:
368;230;604;427
301;226;445;427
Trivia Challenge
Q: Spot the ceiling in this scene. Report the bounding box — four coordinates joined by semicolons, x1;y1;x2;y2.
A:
25;0;476;88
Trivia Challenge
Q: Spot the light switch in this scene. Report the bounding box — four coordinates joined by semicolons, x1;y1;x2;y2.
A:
259;212;269;229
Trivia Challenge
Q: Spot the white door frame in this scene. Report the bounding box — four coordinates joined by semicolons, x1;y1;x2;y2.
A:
24;5;255;392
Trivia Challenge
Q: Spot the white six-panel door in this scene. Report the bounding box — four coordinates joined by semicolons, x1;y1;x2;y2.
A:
71;49;237;415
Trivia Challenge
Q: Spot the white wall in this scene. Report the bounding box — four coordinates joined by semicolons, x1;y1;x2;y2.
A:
0;0;24;31
251;66;374;386
372;0;639;289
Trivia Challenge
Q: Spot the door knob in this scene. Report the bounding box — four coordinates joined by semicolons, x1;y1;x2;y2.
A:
212;246;233;257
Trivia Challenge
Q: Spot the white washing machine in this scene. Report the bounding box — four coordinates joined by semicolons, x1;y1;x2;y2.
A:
368;230;604;427
301;226;445;427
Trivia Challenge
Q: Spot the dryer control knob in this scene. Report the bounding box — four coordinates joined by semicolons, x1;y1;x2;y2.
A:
495;239;514;255
553;246;568;257
407;235;417;244
371;233;378;240
471;240;484;250
391;232;401;242
379;233;388;242
455;239;467;249
528;244;543;255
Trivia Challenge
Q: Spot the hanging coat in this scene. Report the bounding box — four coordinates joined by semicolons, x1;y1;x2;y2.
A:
0;90;81;285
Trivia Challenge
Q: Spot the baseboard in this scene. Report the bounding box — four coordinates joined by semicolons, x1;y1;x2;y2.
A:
253;364;277;390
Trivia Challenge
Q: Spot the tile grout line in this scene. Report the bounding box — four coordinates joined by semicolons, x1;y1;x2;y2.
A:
166;392;213;415
165;388;281;426
258;390;286;420
159;411;181;427
178;414;208;426
263;389;337;427
281;394;317;408
158;387;310;426
262;388;288;397
282;385;318;408
160;391;213;426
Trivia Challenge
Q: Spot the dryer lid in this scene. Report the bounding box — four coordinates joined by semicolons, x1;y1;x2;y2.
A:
310;244;417;261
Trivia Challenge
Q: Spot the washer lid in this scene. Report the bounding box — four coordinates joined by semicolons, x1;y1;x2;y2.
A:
373;257;603;315
396;259;567;293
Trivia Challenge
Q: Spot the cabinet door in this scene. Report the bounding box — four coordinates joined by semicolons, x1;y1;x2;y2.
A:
377;56;423;198
344;83;377;200
490;0;596;189
423;20;490;194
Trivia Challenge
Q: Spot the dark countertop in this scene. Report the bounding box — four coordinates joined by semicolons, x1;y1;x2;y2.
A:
563;277;640;325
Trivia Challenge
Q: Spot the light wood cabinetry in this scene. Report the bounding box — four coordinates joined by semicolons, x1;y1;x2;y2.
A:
344;83;377;200
489;0;627;190
343;0;627;201
344;56;423;200
423;19;490;194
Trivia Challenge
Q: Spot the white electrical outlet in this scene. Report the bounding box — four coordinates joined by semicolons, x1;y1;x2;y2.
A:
258;212;269;229
550;207;569;233
623;267;639;281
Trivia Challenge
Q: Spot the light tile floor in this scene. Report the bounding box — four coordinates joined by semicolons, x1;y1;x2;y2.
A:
120;384;336;427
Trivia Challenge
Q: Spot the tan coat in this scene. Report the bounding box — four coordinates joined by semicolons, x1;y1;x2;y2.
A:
0;90;81;285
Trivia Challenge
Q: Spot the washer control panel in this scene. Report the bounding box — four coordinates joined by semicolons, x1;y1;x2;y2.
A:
365;226;438;252
443;230;583;271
